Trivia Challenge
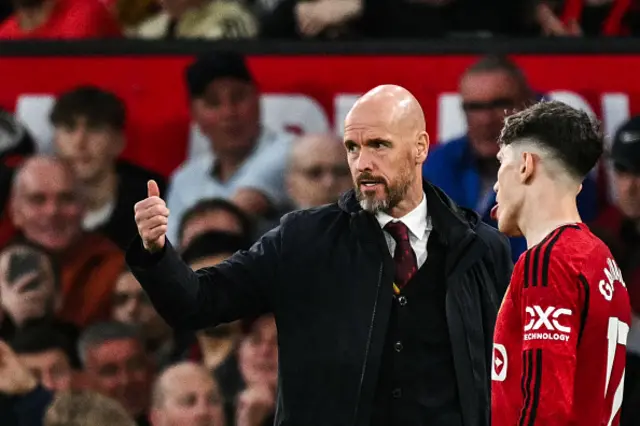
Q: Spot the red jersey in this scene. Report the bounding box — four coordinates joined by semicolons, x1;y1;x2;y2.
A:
492;223;631;426
0;0;121;40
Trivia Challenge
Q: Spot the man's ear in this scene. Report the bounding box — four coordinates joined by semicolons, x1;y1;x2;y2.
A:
416;131;429;164
519;151;535;184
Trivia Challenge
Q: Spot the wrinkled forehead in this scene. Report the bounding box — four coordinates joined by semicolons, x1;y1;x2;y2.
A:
19;165;75;196
162;368;217;396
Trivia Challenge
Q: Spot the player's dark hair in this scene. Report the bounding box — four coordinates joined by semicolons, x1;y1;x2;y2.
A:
50;86;126;132
499;100;603;180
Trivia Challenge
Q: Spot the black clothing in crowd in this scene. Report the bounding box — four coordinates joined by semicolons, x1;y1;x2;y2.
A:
127;180;512;426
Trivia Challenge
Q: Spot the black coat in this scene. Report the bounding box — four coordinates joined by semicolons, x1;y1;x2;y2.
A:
127;180;513;426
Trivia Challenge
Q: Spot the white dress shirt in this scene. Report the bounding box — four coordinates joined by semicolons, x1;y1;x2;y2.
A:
376;193;432;268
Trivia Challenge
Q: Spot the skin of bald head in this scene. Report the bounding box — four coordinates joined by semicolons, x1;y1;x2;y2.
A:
11;156;84;252
150;361;225;426
287;133;352;208
343;85;429;217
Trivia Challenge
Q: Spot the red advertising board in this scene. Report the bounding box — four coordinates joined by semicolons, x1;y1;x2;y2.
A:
0;54;638;176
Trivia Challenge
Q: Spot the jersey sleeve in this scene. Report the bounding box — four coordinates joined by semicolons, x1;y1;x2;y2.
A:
516;250;586;425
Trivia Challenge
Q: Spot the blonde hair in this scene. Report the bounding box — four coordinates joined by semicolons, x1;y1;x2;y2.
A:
44;390;136;426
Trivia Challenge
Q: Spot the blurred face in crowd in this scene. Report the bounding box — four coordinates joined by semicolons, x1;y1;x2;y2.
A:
344;88;427;214
11;158;83;253
238;315;278;390
0;245;58;326
83;337;152;417
18;348;72;392
191;78;261;160
54;117;124;185
287;134;352;208
181;210;245;248
151;363;225;426
460;70;529;159
613;166;640;220
493;143;526;237
111;272;169;343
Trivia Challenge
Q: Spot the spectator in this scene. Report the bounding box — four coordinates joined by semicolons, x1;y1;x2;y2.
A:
166;51;292;244
233;315;277;426
10;156;124;327
591;116;640;315
51;86;167;250
424;55;598;261
263;0;525;39
0;108;38;249
0;0;121;39
180;231;250;371
149;361;226;426
535;0;632;36
111;268;172;367
0;339;53;426
105;0;158;29
133;0;258;39
0;242;60;328
178;198;253;249
45;390;136;426
286;133;351;209
10;324;74;392
78;321;154;426
262;0;362;38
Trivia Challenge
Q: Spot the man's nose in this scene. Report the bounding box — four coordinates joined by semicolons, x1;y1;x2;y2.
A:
356;150;374;172
123;298;140;318
42;199;61;216
69;129;89;149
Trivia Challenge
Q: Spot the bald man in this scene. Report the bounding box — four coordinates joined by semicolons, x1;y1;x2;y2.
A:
150;362;225;426
10;156;124;327
286;133;352;208
127;85;512;426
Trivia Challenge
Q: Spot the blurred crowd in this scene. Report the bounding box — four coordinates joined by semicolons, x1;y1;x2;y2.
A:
0;0;640;39
1;2;640;423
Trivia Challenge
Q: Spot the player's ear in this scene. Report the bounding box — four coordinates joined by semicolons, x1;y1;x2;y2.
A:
519;151;535;184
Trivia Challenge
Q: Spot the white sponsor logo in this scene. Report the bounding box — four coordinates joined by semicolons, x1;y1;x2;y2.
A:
600;258;626;302
524;332;570;342
524;305;572;341
492;343;508;382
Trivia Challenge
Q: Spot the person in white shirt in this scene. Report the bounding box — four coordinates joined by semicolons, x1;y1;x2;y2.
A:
166;51;292;244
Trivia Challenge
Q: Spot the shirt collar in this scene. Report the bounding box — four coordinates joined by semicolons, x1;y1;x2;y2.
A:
376;192;429;239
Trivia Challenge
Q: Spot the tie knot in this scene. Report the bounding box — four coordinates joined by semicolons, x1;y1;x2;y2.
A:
384;221;411;242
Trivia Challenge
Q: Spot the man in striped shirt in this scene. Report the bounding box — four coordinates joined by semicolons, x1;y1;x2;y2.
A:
490;100;631;426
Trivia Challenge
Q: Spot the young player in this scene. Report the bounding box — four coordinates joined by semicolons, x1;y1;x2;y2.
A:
491;100;631;426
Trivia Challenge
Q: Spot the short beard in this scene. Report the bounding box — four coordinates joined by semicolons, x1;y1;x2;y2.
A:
356;168;413;214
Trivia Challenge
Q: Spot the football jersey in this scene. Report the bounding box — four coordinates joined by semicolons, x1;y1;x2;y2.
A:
492;223;631;426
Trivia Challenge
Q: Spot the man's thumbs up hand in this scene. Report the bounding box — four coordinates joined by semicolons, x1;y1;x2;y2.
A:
134;180;169;253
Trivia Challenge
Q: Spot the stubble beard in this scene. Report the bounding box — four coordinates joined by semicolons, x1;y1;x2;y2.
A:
356;168;413;214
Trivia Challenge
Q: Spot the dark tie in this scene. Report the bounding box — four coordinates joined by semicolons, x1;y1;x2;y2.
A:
384;221;418;289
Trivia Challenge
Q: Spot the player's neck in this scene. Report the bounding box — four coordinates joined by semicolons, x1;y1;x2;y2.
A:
519;193;582;249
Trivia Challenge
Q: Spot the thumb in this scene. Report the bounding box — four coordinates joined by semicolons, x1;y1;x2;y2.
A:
147;180;160;198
